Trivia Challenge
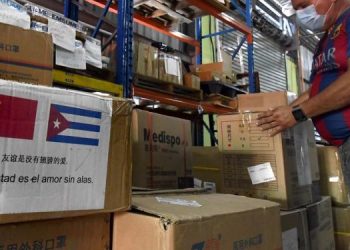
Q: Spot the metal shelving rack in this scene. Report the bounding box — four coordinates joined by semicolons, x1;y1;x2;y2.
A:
62;0;255;114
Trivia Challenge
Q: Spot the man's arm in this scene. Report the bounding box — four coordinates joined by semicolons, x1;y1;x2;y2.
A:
290;89;310;107
257;60;350;136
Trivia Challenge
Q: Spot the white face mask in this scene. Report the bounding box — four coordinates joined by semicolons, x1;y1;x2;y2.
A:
296;4;326;32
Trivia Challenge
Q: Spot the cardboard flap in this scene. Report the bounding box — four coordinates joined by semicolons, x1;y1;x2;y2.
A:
132;193;279;223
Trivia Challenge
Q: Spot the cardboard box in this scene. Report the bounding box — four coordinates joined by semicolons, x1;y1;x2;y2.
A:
113;192;282;250
281;208;310;250
335;233;350;250
0;80;132;224
333;206;350;232
132;109;192;189
0;214;110;250
191;62;225;82
0;23;53;86
135;41;158;79
306;197;335;250
191;147;222;192
237;91;293;112
318;146;350;205
158;52;183;85
184;73;200;90
218;112;313;209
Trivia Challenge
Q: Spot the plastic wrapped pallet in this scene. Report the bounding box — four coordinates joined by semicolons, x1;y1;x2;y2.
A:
317;146;350;205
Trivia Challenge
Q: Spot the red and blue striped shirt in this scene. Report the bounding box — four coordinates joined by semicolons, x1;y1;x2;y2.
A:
310;8;350;146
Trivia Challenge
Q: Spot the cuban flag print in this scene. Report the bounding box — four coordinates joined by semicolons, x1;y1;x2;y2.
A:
46;104;102;146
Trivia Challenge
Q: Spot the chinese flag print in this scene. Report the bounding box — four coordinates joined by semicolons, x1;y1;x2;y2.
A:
0;94;38;140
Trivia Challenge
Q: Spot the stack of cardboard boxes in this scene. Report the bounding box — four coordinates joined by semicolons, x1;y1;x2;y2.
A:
135;41;183;85
318;146;350;249
191;92;336;250
0;14;134;248
128;108;284;249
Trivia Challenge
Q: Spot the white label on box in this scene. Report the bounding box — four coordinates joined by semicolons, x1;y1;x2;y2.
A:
156;197;202;207
48;19;75;52
203;182;216;193
56;40;86;70
329;176;340;183
282;228;298;250
25;3;83;31
31;21;48;33
0;0;31;29
85;37;103;69
194;178;202;188
165;57;180;76
247;162;276;185
0;80;112;213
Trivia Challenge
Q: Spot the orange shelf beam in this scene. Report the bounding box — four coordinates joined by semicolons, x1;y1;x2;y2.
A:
84;0;200;52
133;87;233;114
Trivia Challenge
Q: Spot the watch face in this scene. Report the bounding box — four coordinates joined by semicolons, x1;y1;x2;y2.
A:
293;108;307;122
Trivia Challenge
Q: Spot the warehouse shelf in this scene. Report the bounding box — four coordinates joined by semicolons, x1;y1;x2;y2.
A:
53;70;123;96
134;86;234;114
81;0;255;94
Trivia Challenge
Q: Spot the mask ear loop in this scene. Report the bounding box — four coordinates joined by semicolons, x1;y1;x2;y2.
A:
323;1;337;30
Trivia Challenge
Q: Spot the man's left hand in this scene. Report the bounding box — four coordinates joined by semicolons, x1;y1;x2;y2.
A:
257;106;297;136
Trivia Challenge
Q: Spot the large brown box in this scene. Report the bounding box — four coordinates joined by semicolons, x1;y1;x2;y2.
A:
0;81;132;224
237;91;297;112
113;192;282;250
280;208;310;250
132;109;192;189
306;197;335;250
317;146;350;205
135;41;158;79
0;214;110;250
0;23;53;86
217;112;314;210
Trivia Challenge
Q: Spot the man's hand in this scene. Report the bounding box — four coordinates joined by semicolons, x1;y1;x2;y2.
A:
257;106;297;136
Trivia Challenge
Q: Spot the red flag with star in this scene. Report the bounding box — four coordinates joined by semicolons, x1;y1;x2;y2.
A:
47;105;70;140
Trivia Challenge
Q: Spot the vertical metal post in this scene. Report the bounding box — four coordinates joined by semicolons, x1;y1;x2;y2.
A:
193;115;204;146
64;0;79;21
92;0;113;38
208;114;216;146
246;0;255;93
117;0;134;98
195;17;202;65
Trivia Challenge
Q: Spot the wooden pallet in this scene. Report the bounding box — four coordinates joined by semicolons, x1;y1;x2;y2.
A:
135;75;203;101
203;94;238;110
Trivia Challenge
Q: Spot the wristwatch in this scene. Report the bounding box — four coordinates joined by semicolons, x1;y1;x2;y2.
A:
292;106;308;122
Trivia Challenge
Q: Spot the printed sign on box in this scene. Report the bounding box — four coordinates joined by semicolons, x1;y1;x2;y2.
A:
0;80;112;214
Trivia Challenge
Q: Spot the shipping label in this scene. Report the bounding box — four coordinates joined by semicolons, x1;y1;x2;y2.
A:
85;36;102;69
0;0;30;29
25;3;83;31
155;197;202;207
56;40;86;70
0;80;112;213
48;19;76;52
247;163;276;185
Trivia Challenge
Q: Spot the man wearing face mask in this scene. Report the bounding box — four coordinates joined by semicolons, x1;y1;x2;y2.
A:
257;0;350;186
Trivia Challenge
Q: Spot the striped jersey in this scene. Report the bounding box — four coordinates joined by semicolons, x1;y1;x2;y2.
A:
310;8;350;146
